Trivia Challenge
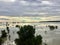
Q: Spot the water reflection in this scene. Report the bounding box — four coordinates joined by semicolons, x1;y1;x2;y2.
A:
0;22;60;45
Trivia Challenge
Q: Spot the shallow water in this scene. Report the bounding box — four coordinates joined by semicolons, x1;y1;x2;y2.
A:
0;22;60;45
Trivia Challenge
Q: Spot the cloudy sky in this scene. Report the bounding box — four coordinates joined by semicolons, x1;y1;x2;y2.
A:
0;0;60;16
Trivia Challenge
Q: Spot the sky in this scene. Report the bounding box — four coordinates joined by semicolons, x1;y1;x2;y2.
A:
0;0;60;16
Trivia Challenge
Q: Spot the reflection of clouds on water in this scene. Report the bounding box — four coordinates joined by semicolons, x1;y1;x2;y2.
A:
9;27;19;41
0;22;60;45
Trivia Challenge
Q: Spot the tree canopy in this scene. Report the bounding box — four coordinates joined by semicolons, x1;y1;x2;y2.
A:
0;30;7;45
15;25;42;45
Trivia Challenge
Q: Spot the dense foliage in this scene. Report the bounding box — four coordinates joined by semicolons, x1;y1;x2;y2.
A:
0;30;7;45
15;25;42;45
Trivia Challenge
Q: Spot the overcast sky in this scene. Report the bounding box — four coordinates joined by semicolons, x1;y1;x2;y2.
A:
0;0;60;16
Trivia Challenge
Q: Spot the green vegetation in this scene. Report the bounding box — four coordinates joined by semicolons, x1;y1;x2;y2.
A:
48;25;58;30
1;30;7;38
6;27;10;34
0;30;7;45
15;25;42;45
0;38;3;45
16;25;20;29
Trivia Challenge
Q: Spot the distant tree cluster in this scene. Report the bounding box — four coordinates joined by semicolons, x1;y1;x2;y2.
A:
48;25;58;30
15;25;42;45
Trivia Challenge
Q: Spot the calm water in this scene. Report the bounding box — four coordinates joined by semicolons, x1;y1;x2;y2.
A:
0;22;60;45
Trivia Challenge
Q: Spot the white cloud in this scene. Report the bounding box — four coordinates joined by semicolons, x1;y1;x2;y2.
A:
0;0;16;2
39;12;48;15
20;0;27;4
19;0;40;6
24;11;48;15
20;0;29;5
19;0;54;6
0;0;59;16
41;1;53;5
